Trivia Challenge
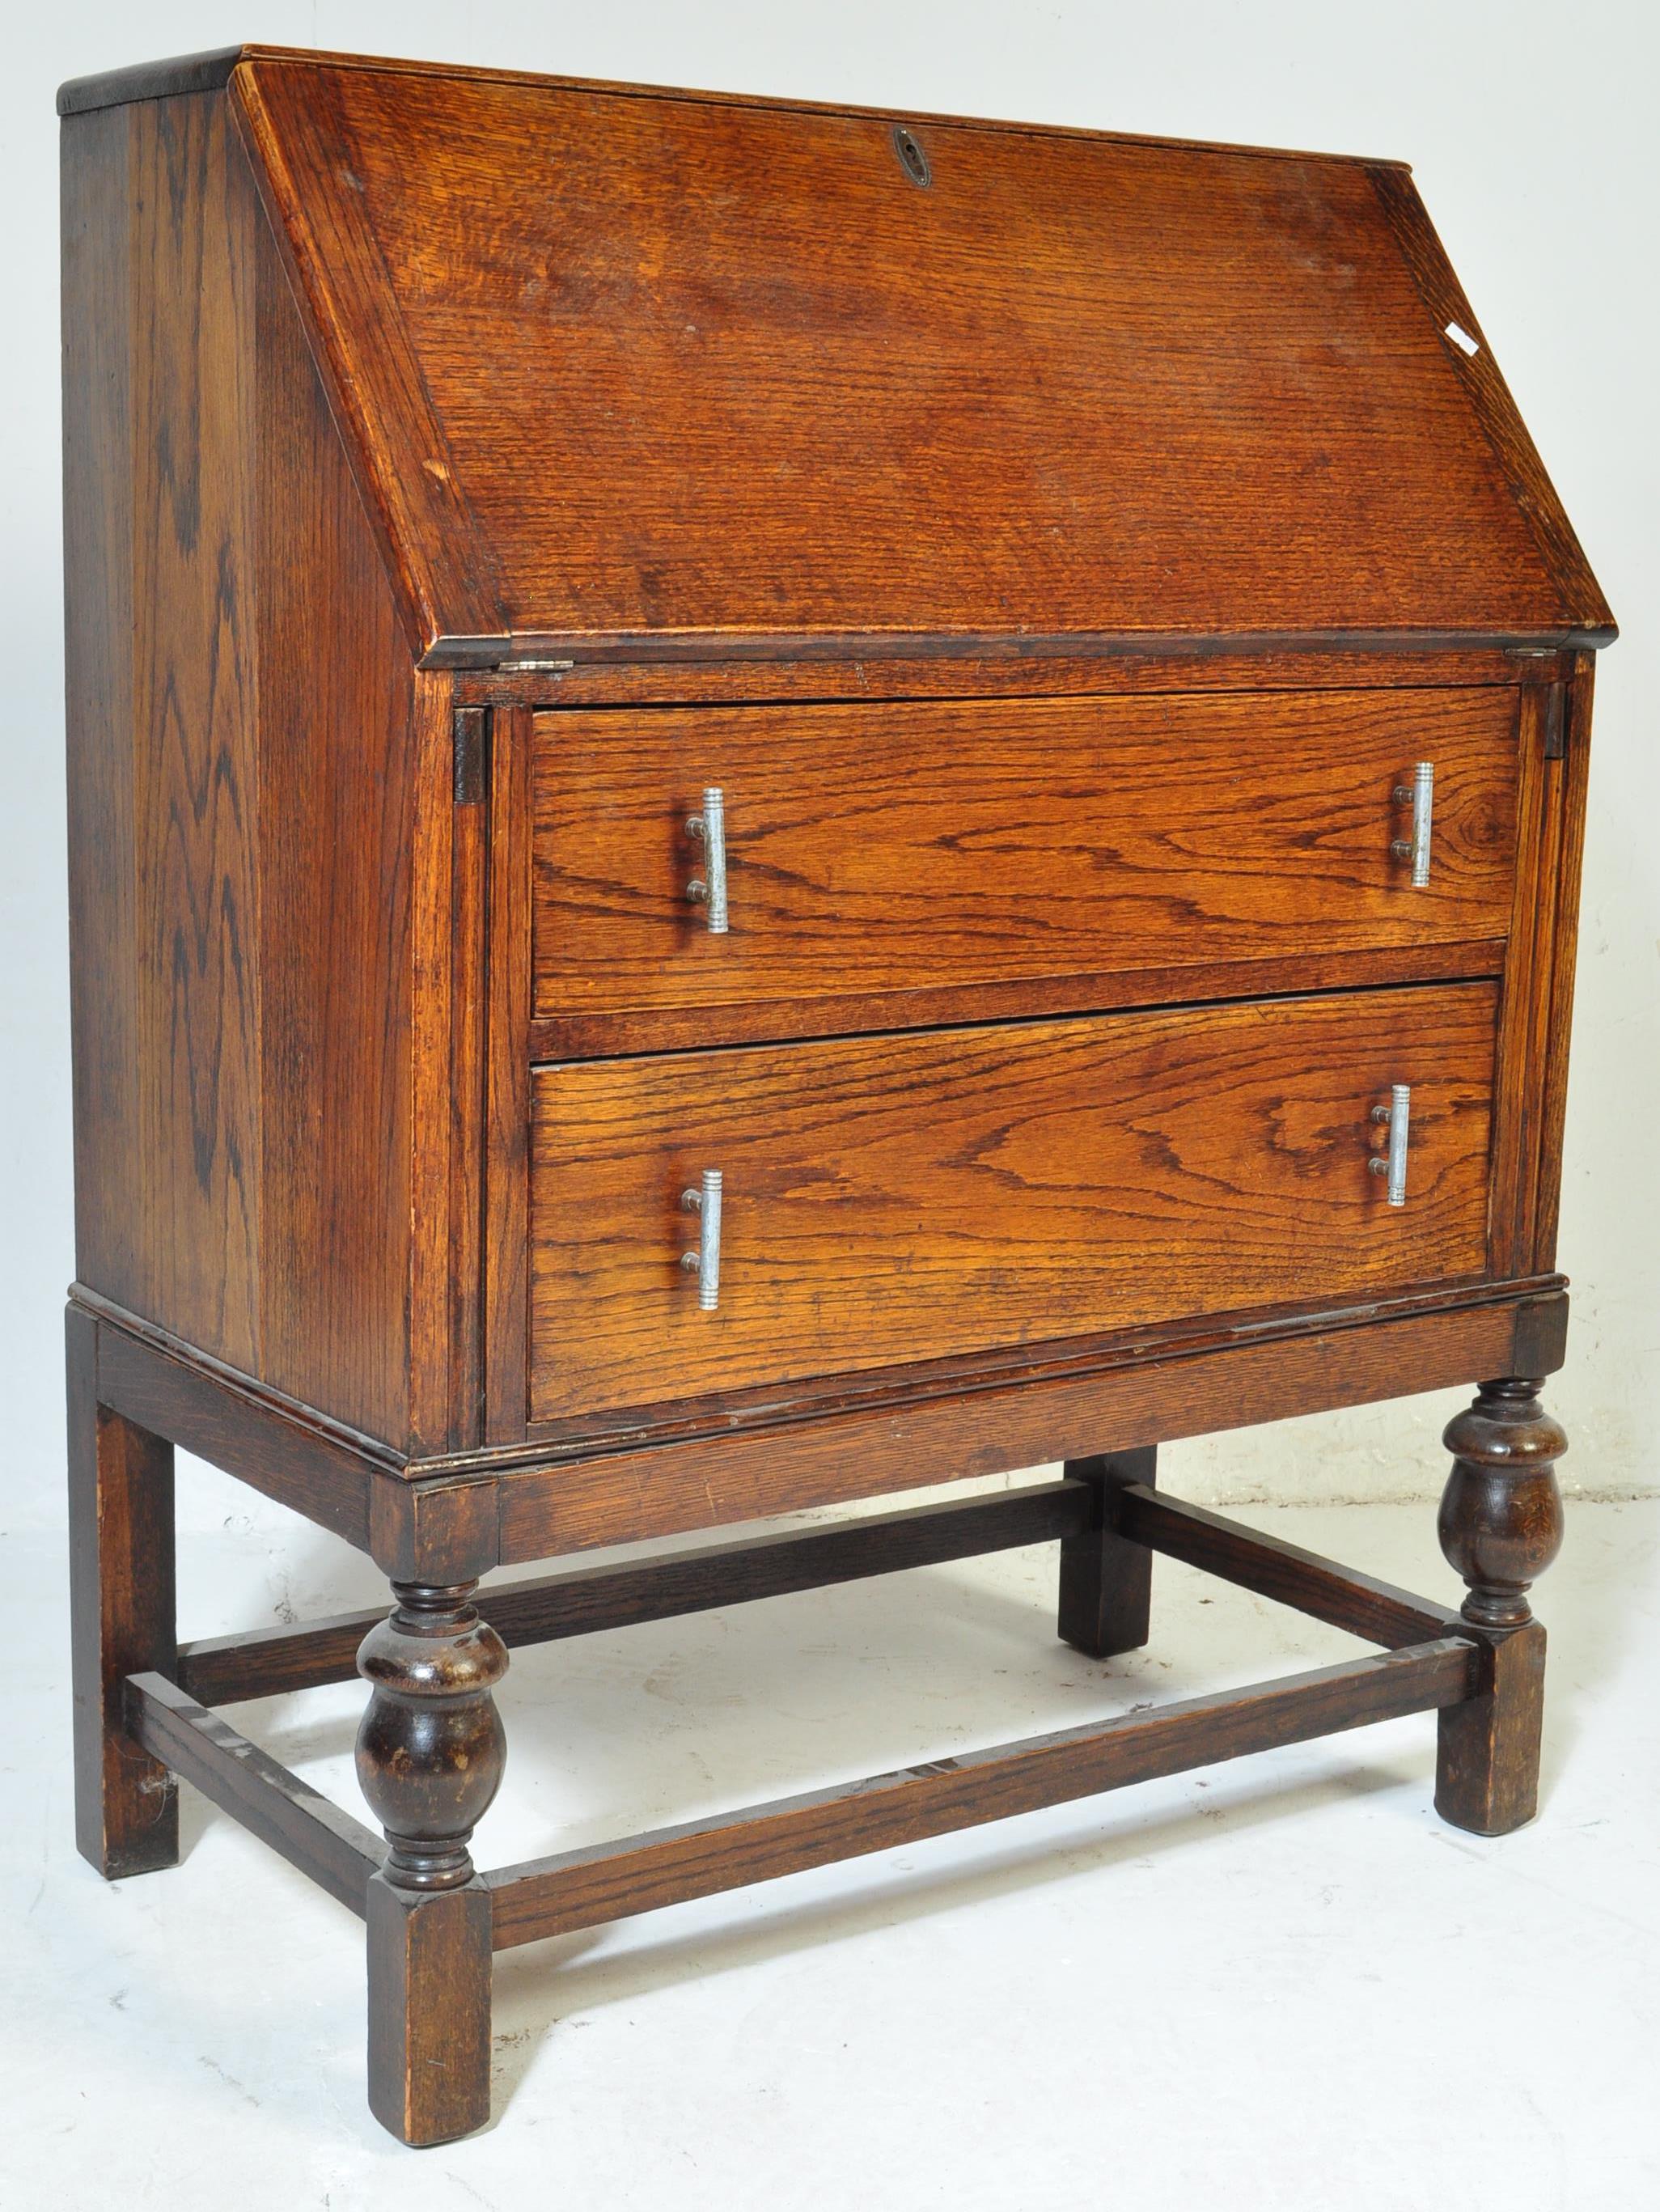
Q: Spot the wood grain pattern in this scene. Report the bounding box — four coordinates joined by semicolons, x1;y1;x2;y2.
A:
60;44;1611;2150
532;689;1518;1043
126;1672;381;1910
1487;683;1557;1275
483;707;534;1445
529;984;1498;1420
1531;655;1596;1269
62;89;468;1455
134;92;264;1371
1366;166;1612;638
64;93;264;1373
409;673;478;1451
462;647;1563;712
366;1875;494;2146
234;53;1591;652
502;1290;1539;1561
229;62;502;650
485;1640;1477;1946
531;940;1507;1065
88;1300;378;1549
1114;1484;1464;1648
61;100;142;1315
67;1308;180;1879
1436;1618;1548;1835
248;150;428;1444
177;1478;1093;1703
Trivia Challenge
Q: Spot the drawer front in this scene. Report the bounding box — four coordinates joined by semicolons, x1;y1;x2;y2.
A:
531;689;1517;1046
528;982;1497;1422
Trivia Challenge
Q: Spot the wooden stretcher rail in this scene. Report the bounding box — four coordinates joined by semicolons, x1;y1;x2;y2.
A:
175;1479;1093;1706
1113;1485;1468;1648
125;1672;383;1914
483;1638;1479;1949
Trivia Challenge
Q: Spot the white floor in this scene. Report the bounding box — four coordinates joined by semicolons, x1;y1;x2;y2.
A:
3;1492;1657;2210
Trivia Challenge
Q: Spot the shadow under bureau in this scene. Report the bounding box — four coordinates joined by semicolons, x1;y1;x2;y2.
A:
60;44;1613;2146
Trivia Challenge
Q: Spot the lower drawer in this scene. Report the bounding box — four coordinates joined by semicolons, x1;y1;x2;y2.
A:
527;983;1497;1423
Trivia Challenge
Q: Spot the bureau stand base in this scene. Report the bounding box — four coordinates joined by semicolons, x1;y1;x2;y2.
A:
74;1406;1565;2146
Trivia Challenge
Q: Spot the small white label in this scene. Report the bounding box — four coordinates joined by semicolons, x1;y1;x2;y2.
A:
1445;320;1480;357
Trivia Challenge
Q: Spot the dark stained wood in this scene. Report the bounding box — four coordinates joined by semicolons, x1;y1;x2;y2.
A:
1436;1620;1548;1835
58;47;244;116
125;1672;382;1910
87;1299;378;1548
457;648;1567;712
442;626;1608;672
1438;1378;1566;1630
530;985;1499;1420
61;90;468;1458
487;1639;1478;1947
64;92;263;1376
500;1293;1536;1562
1058;1450;1158;1659
356;1575;505;2148
1433;1382;1562;1822
366;1474;502;1587
1510;1288;1570;1380
531;689;1519;1049
61;101;142;1322
409;672;484;1451
177;1478;1094;1704
1116;1484;1464;1648
355;1583;508;1892
61;45;1610;2145
366;1874;494;2146
233;52;1595;656
248;153;434;1448
67;1308;180;1878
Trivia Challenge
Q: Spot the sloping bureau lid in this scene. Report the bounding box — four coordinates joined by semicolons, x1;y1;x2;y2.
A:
218;49;1609;662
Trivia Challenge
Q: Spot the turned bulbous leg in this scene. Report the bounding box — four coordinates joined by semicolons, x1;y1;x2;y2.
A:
1435;1378;1565;1837
356;1581;509;1890
357;1582;508;2146
1438;1377;1567;1630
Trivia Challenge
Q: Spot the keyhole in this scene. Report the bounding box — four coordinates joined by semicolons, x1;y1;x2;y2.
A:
892;126;931;188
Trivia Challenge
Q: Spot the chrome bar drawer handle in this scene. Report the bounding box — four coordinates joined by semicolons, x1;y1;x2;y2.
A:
1391;761;1434;888
680;1170;723;1309
1370;1084;1412;1206
686;786;729;933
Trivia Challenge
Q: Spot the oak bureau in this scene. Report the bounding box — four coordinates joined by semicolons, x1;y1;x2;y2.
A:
60;44;1613;2145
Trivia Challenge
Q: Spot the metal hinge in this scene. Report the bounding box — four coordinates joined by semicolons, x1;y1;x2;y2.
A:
452;706;489;804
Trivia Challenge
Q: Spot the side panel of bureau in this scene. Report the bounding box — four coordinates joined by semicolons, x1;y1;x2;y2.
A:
527;982;1497;1422
531;688;1518;1052
62;88;458;1451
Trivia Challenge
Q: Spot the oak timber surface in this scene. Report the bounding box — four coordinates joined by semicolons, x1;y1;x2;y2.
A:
61;91;437;1448
528;983;1497;1420
234;53;1593;651
532;688;1518;1036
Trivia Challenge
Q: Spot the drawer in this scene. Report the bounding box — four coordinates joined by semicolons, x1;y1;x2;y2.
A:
527;982;1497;1423
531;689;1518;1049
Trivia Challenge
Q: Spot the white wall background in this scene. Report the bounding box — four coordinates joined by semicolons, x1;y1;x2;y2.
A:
3;0;1656;1541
